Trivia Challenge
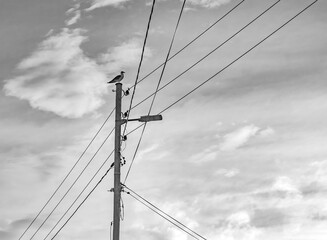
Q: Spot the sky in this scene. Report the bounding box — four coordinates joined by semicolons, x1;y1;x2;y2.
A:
1;0;327;239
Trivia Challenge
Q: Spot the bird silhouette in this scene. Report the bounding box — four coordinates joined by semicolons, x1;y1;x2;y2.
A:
107;71;125;84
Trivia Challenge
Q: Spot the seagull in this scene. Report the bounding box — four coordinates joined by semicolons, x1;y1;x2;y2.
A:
107;71;125;84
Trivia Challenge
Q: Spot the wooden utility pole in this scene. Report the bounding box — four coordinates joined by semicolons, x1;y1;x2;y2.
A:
113;82;122;240
111;80;162;240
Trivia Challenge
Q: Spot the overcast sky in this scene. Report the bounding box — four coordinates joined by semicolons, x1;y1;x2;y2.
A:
1;0;327;239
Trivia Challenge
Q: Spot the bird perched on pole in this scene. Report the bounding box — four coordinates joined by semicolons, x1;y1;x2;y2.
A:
107;71;125;84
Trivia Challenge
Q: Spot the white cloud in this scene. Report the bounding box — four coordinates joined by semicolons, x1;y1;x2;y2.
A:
219;125;260;151
214;168;240;178
217;211;262;240
98;38;152;75
259;127;275;137
85;0;130;11
187;0;232;8
272;176;302;197
3;28;108;118
272;176;298;193
65;4;81;26
227;211;251;227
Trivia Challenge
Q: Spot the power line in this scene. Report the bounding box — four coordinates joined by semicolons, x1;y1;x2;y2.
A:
123;0;186;184
125;0;317;137
18;108;115;240
130;0;247;89
124;185;207;240
131;0;281;110
50;165;114;240
43;151;115;240
87;1;244;154
159;0;318;114
29;127;115;240
122;0;156;136
123;0;246;138
148;0;186;114
124;186;206;240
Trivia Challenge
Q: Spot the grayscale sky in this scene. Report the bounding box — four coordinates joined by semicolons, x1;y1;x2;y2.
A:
1;0;327;239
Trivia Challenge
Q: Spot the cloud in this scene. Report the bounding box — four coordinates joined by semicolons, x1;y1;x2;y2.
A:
214;168;240;178
65;3;81;26
187;0;232;8
85;0;130;11
217;211;262;240
272;176;301;195
259;127;275;137
219;125;260;151
3;28;108;118
98;38;152;75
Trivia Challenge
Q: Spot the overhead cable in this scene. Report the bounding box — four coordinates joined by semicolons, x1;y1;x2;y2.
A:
131;0;281;110
123;0;186;184
159;0;318;114
123;0;245;136
124;187;206;240
130;0;247;89
122;0;156;136
50;165;114;240
43;152;114;240
126;0;317;137
30;127;115;240
18;108;115;240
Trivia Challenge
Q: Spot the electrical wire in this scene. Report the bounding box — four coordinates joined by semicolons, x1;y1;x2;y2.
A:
30;127;115;240
18;109;115;240
124;186;206;240
131;0;281;110
159;0;318;115
50;165;114;240
148;0;186;114
122;0;156;136
123;0;186;184
124;185;207;240
122;0;245;137
127;193;202;240
125;0;317;137
112;0;246;144
130;0;247;89
123;0;282;137
43;152;115;240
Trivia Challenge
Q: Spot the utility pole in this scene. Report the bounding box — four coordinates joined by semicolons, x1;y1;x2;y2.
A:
112;81;162;240
113;82;122;240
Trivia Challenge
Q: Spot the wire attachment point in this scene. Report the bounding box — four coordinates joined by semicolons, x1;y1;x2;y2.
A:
123;88;130;96
122;111;129;119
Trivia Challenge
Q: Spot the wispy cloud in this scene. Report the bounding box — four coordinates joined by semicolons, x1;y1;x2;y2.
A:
65;3;81;26
272;176;302;197
219;125;260;151
187;0;232;8
3;28;108;118
2;29;153;118
85;0;130;11
219;211;262;240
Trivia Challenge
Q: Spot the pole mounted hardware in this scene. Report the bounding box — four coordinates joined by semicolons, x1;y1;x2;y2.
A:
121;114;163;124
